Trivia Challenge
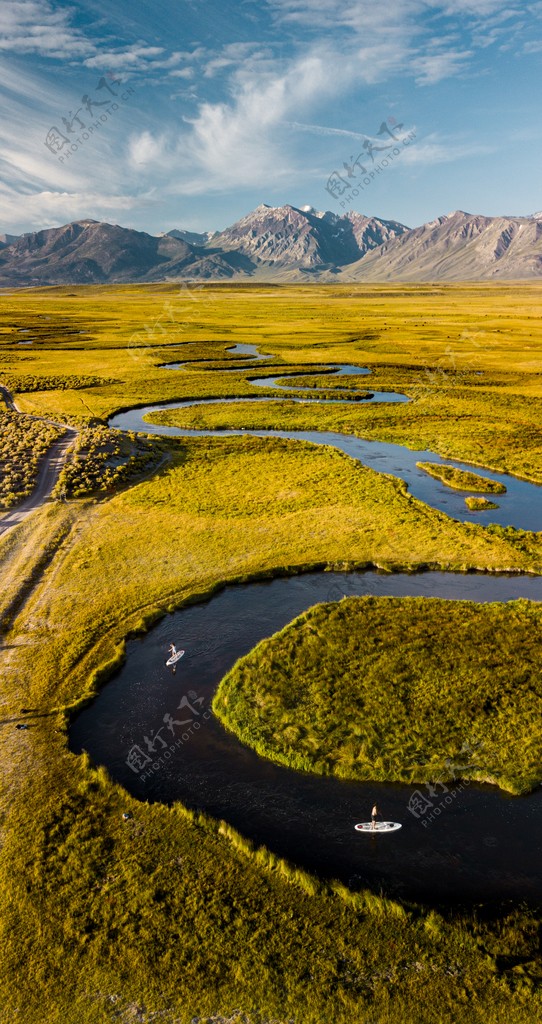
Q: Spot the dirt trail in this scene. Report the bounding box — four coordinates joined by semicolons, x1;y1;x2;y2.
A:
0;384;16;411
0;387;78;536
0;379;78;803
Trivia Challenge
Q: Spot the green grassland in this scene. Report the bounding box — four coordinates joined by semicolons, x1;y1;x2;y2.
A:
415;462;506;493
1;283;542;1022
213;595;542;794
146;382;542;486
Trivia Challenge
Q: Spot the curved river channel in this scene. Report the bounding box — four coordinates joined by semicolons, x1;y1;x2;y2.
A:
70;344;542;907
113;344;542;531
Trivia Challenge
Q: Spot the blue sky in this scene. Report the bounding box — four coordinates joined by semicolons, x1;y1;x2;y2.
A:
2;0;542;235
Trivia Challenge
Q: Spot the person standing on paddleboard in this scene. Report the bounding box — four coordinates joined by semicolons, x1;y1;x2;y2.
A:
167;643;178;674
371;804;379;829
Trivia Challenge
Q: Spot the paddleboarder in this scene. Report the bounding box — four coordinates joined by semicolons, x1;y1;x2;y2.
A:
371;803;379;829
167;643;179;674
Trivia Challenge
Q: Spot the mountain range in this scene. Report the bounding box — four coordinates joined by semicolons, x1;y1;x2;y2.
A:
2;205;542;286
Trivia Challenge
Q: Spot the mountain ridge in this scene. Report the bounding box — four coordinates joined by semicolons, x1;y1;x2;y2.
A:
2;205;542;285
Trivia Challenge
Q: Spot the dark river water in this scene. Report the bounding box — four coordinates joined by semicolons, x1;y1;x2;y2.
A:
70;571;542;907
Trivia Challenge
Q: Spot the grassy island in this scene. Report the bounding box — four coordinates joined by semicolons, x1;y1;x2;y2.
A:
214;595;542;795
465;496;500;511
416;462;506;493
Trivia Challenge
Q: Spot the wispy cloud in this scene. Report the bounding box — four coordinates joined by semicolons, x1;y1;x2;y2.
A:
0;184;154;230
202;42;272;79
128;130;170;167
83;47;186;74
128;51;343;193
0;1;190;78
283;121;376;140
0;0;95;57
400;135;496;164
267;0;530;82
0;57;146;231
1;0;540;233
414;48;473;84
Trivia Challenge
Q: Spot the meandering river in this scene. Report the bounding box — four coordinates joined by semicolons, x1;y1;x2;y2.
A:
70;344;542;906
112;345;542;531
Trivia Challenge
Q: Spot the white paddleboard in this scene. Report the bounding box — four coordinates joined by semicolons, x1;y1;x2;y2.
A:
355;821;402;833
166;649;185;666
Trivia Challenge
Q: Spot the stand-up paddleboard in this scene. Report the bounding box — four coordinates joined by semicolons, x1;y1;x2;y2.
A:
355;821;402;833
166;649;185;666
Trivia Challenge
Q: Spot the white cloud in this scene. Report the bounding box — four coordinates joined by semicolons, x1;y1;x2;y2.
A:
180;53;337;190
202;42;272;78
414;48;473;83
84;46;163;68
83;46;186;73
283;121;375;139
0;1;95;57
0;3;189;77
0;185;154;230
128;130;169;167
267;0;528;82
0;58;148;228
269;0;519;25
121;51;350;197
441;0;518;12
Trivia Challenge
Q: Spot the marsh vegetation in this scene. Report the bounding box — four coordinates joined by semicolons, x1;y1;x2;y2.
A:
465;496;499;511
1;282;542;1022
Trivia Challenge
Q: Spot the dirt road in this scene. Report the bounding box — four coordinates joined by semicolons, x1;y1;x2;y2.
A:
0;388;78;536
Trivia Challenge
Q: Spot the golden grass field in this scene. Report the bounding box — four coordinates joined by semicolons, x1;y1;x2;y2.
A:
0;282;541;1023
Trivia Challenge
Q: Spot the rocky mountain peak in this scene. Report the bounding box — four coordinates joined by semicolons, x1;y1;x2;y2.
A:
2;206;542;285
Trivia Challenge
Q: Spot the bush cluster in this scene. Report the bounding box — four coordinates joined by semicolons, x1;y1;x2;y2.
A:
0;373;112;393
53;425;160;498
465;495;499;511
0;411;62;507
